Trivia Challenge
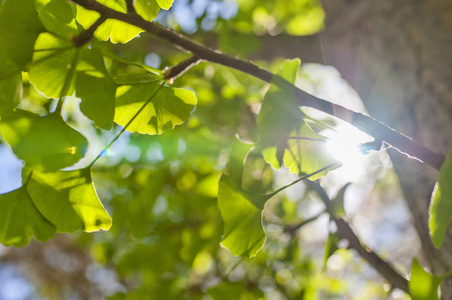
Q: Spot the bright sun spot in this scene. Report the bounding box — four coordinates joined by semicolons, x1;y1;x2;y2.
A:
323;124;373;179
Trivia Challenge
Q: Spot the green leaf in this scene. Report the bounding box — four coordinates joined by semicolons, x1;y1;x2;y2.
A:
218;174;269;258
114;82;197;135
429;150;452;249
283;120;340;180
409;258;441;300
76;0;145;44
227;136;253;187
28;33;77;98
76;48;117;129
155;0;173;10
330;183;350;218
27;168;112;233
257;59;301;163
0;57;21;116
0;110;87;171
134;0;160;20
0;0;44;67
0;187;56;247
38;0;78;40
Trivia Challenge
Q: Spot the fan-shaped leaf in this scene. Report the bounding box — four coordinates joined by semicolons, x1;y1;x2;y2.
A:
0;187;56;247
38;0;78;40
218;174;268;258
114;82;197;135
0;110;87;171
28;33;77;98
27;168;112;233
76;0;158;44
76;48;117;129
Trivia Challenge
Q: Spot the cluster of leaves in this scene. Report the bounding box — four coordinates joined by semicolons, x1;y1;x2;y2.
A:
0;0;452;299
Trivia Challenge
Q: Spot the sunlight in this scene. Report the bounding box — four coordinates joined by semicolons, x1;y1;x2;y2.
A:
324;124;373;178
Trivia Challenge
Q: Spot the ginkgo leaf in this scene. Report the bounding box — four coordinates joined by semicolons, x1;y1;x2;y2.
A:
409;258;441;300
0;57;21;117
429;150;452;249
0;0;44;67
0;187;56;247
218;174;269;258
155;0;173;10
283;120;340;180
114;82;197;135
28;33;78;98
0;110;87;171
76;0;147;44
227;136;253;187
257;59;302;168
38;0;78;40
76;48;117;129
26;168;112;233
134;0;160;20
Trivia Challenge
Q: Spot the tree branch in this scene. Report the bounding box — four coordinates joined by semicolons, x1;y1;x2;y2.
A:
163;55;202;83
69;0;445;170
308;181;410;294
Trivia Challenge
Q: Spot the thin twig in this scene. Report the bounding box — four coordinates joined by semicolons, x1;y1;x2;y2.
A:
125;0;135;14
286;209;326;235
73;16;106;47
163;55;202;83
308;181;410;294
68;0;445;170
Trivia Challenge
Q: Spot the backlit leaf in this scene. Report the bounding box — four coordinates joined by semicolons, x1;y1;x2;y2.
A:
0;110;87;171
283;120;339;180
0;187;56;247
28;33;77;98
227;136;253;187
155;0;173;10
134;0;160;20
0;56;21;116
27;168;112;233
114;82;197;135
76;0;147;44
429;150;452;249
409;258;441;300
218;174;268;258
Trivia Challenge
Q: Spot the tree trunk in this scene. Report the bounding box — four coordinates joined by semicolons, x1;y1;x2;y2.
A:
318;1;452;297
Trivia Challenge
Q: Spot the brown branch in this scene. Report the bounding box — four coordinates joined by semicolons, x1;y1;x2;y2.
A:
69;0;445;170
308;181;410;294
163;55;202;83
72;16;106;47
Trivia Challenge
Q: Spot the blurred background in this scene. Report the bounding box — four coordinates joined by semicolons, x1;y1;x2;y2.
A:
4;0;448;299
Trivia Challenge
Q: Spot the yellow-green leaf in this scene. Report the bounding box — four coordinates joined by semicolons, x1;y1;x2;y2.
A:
27;168;112;233
114;82;197;135
409;258;441;300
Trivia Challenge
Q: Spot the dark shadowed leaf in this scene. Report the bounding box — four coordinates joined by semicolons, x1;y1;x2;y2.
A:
38;0;78;40
114;82;197;135
0;110;87;171
429;150;452;249
0;0;43;67
0;187;56;247
330;183;350;218
27;168;112;233
409;258;441;300
76;48;117;129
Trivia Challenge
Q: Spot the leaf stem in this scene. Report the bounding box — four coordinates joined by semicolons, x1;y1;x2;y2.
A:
265;164;336;199
56;49;80;114
89;81;165;167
